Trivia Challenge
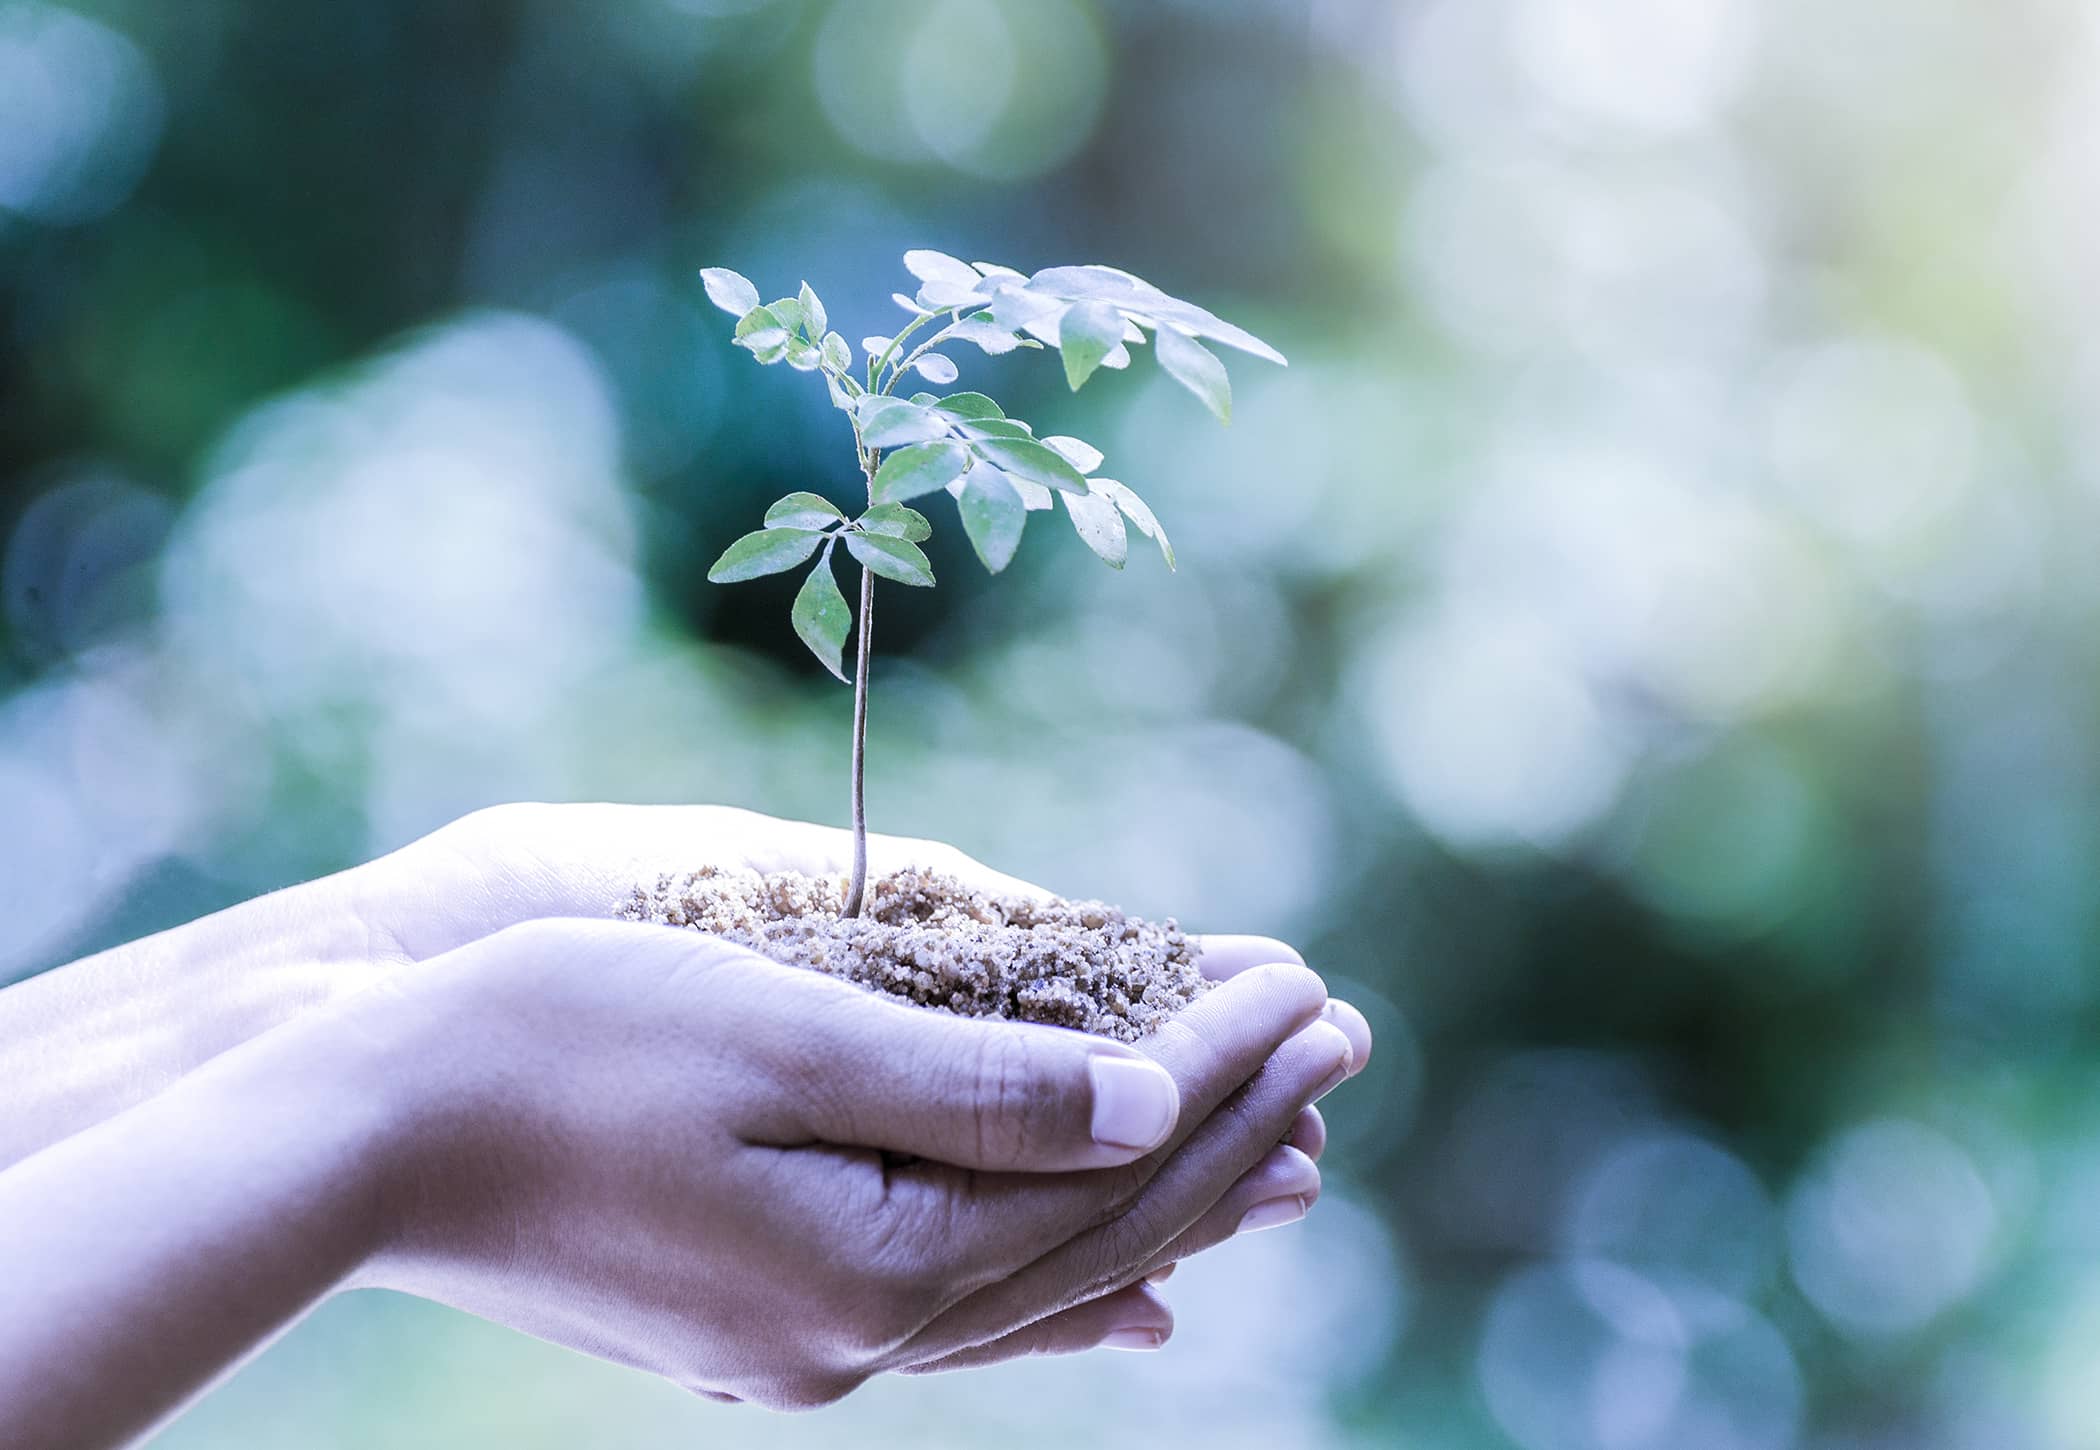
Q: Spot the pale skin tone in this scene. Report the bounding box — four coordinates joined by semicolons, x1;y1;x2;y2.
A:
0;804;1373;1446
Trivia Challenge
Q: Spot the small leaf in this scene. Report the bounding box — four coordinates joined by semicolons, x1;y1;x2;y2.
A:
909;392;938;406
765;492;846;530
700;267;760;316
798;282;827;339
949;319;1024;355
857;397;952;449
708;527;825;583
1041;435;1104;474
736;327;791;363
784;336;823;371
1156;326;1231;423
971;435;1091;495
893;291;935;316
903;249;982;289
846;531;935;586
858;503;932;541
766;296;809;337
861;335;893;361
987;287;1064;333
1062;488;1128;568
933;391;1004;421
1091;479;1174;569
1026;264;1287;364
957;463;1026;573
734;305;791;363
792;548;852;681
821;331;852;373
1058;299;1126;390
917;279;992;312
912;353;960;384
958;417;1035;440
872;440;971;504
972;262;1026;284
825;371;855;411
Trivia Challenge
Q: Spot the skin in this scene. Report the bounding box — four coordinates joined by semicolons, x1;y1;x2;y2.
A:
0;804;1373;1445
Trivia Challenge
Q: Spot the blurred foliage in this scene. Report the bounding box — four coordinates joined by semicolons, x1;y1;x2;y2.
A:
6;0;2100;1446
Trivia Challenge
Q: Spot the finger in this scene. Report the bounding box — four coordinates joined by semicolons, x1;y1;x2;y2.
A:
1320;998;1374;1073
899;1284;1173;1373
1285;1105;1326;1161
889;1019;1352;1365
1190;934;1304;981
737;979;1183;1172
882;963;1329;1269
1134;1144;1321;1282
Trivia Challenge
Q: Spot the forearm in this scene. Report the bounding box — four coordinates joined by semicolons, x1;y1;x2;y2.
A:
0;870;398;1171
0;1006;402;1450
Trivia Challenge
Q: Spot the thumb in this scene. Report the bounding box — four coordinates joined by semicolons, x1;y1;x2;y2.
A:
769;996;1183;1173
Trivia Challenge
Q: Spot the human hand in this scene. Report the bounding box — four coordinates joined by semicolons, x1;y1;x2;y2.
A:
349;913;1364;1407
0;803;1360;1171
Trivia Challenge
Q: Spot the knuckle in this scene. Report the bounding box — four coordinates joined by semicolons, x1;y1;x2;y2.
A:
970;1031;1060;1169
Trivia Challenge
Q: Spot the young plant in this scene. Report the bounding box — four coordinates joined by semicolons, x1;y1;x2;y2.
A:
700;250;1284;916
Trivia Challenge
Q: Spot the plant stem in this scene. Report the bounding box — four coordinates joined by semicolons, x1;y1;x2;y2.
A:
844;555;874;918
843;440;881;920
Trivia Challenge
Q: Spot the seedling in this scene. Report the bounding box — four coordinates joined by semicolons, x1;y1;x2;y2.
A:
700;250;1284;916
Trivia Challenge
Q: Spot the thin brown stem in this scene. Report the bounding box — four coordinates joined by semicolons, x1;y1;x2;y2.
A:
844;560;874;917
843;440;879;919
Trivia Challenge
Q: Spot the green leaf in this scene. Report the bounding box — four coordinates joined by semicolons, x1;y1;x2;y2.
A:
909;392;938;406
957;464;1026;573
798;282;827;339
784;336;823;371
1042;435;1103;474
821;331;852;373
1156;327;1231;422
862;335;893;361
707;527;825;583
859;503;932;542
958;417;1035;441
845;531;935;586
1057;300;1125;390
701;267;760;316
765;492;846;530
933;391;1004;421
904;249;981;290
857;396;951;449
893;291;935;316
949;319;1024;355
1091;479;1174;570
734;305;792;363
792;548;852;681
766;296;809;337
1027;264;1287;365
1061;487;1128;568
872;440;971;504
970;435;1090;495
912;353;960;384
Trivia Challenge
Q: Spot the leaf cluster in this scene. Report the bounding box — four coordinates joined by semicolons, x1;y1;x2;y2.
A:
698;251;1283;679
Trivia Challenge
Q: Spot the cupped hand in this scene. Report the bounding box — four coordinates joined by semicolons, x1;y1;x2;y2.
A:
349;913;1363;1409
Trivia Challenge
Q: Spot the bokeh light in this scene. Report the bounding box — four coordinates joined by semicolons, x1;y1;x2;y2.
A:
6;0;2100;1444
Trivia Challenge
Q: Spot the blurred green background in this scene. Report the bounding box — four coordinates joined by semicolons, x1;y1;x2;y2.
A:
5;0;2098;1445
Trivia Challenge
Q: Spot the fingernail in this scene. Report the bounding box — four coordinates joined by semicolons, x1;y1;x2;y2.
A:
1089;1056;1179;1151
1103;1327;1166;1351
1237;1195;1310;1234
1308;1021;1353;1102
1145;1263;1177;1285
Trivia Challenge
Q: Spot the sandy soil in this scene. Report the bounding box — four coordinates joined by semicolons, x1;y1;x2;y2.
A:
618;865;1210;1041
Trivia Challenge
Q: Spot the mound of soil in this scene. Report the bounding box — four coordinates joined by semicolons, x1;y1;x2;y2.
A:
617;865;1210;1042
